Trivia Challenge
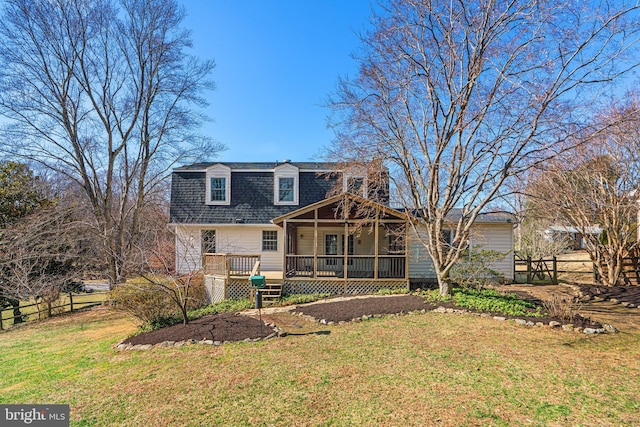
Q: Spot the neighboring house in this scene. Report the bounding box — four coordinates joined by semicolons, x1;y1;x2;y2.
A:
169;161;514;300
543;225;603;250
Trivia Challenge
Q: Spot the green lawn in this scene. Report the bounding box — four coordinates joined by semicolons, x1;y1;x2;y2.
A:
0;307;638;426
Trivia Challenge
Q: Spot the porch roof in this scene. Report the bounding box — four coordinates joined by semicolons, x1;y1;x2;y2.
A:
271;193;406;225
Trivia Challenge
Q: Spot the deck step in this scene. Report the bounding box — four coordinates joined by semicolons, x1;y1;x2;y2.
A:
254;283;282;303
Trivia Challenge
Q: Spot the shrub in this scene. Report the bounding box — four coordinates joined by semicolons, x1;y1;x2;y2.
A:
423;287;544;317
187;298;253;320
450;249;506;289
279;293;331;305
110;282;177;328
542;294;582;322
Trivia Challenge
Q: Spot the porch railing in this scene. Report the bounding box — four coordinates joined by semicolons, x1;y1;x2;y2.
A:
203;253;260;277
285;254;405;279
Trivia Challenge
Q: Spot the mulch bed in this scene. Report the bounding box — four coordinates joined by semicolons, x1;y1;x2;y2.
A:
293;294;601;329
123;293;605;346
577;284;640;306
123;313;273;346
292;295;430;322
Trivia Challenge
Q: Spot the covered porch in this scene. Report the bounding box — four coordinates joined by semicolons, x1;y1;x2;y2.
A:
273;194;409;293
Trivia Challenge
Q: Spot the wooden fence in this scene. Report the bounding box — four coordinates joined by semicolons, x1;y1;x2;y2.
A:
514;254;640;285
0;291;107;330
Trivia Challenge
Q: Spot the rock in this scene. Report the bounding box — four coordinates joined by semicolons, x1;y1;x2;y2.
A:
573;327;583;333
213;341;222;346
621;302;633;308
116;343;129;350
592;296;604;302
526;321;535;327
362;315;370;320
480;313;490;318
610;298;619;304
562;324;574;332
374;314;382;318
264;333;276;340
549;321;561;328
136;344;153;351
434;306;446;313
584;328;600;334
201;340;214;345
174;341;185;347
493;316;506;321
603;324;618;333
446;308;455;313
160;341;175;347
320;319;327;324
327;321;335;325
187;339;197;345
535;322;544;327
514;319;527;325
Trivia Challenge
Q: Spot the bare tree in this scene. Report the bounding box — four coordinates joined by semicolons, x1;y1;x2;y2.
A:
0;0;222;286
328;0;640;295
114;214;206;326
0;205;83;319
528;100;640;286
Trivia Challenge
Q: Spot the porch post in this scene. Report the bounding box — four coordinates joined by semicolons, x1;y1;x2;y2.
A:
344;220;349;293
374;212;379;280
343;195;348;293
405;221;409;282
282;219;287;281
313;207;318;278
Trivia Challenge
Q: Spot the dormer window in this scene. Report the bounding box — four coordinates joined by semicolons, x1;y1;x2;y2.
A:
210;177;226;201
206;164;231;205
278;177;295;202
344;175;367;197
274;163;299;205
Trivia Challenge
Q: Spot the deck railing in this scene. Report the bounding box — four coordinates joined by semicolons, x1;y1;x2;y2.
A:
203;253;260;277
285;254;405;279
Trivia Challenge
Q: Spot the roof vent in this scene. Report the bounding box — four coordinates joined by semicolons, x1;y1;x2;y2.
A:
234;218;244;224
283;159;291;163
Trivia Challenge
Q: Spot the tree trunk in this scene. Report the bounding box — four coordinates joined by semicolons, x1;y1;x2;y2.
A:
436;271;453;296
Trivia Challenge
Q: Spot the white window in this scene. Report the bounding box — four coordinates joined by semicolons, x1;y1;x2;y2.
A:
344;174;367;197
262;230;278;251
210;177;226;202
206;164;231;205
274;163;299;205
202;230;216;254
278;177;295;202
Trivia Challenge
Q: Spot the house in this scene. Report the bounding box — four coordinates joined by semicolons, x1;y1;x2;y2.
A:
543;225;603;250
169;161;514;301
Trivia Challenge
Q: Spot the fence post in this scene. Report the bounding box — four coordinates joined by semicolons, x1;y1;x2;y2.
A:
526;256;532;283
0;311;3;330
69;292;74;313
552;256;558;285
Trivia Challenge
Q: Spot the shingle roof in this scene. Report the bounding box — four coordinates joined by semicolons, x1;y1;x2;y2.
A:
169;170;340;224
174;161;338;171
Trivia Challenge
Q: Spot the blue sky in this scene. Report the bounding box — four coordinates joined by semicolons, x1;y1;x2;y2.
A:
182;1;374;163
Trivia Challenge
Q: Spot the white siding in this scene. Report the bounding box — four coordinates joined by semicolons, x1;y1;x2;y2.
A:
175;224;284;274
408;223;514;281
175;226;201;274
469;224;514;281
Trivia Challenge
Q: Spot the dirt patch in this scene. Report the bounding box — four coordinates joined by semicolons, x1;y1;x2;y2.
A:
123;312;273;346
